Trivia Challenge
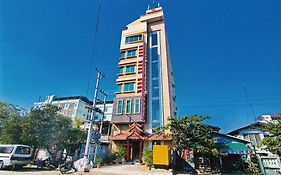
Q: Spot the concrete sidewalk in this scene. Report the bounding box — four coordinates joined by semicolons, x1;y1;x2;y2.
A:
89;164;173;175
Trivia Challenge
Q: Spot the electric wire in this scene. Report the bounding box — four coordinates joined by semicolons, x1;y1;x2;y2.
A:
86;0;103;98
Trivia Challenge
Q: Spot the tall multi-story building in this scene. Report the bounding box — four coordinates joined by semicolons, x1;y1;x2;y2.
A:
111;6;176;162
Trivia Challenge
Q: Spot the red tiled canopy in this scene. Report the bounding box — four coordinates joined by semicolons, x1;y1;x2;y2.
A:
111;122;171;141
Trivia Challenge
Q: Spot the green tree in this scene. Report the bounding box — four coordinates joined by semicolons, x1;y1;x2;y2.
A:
143;147;153;169
21;105;71;155
152;126;164;134
73;118;84;128
62;127;87;155
0;102;88;159
167;115;219;154
0;116;23;144
261;117;281;156
247;155;260;175
0;101;24;144
0;101;20;131
167;115;220;168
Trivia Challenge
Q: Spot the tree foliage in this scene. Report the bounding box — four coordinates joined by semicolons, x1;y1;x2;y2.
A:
0;101;20;131
143;147;153;168
73;118;84;128
0;102;87;156
0;101;20;119
0;101;23;144
261;117;281;155
63;127;87;154
246;155;260;175
20;105;71;150
167;115;219;156
0;116;23;144
152;126;165;134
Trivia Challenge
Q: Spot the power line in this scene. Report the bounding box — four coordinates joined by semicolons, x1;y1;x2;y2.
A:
86;0;103;98
241;84;256;120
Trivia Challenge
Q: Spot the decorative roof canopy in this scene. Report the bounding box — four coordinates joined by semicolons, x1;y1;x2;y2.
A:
111;122;171;141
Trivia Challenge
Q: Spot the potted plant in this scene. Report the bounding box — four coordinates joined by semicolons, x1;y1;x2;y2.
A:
96;157;102;168
113;147;126;164
143;148;153;170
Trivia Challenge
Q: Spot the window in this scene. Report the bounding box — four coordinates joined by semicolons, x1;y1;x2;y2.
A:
64;103;69;110
119;67;124;74
124;83;135;92
104;106;108;112
125;35;142;44
152;141;161;145
15;146;31;155
125;99;132;114
148;31;163;129
151;33;158;46
102;124;110;135
151;47;159;62
134;98;140;114
0;146;14;154
126;66;135;73
120;51;126;58
117;84;122;92
116;100;123;114
127;50;136;57
243;133;262;147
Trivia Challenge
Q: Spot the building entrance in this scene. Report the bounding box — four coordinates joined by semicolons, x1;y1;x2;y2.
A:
131;140;140;162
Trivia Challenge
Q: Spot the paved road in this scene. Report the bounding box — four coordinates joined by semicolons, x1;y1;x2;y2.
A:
0;168;57;175
0;164;173;175
91;164;173;175
0;168;119;175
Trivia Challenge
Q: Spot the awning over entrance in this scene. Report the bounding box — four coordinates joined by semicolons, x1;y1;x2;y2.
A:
111;122;145;141
111;131;171;141
218;142;254;155
111;122;171;141
146;133;171;141
111;132;129;140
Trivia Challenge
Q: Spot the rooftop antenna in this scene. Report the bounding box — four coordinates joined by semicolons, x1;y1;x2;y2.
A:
150;0;156;9
148;0;160;10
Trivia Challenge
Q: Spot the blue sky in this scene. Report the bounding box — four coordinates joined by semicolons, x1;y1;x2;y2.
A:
1;0;281;133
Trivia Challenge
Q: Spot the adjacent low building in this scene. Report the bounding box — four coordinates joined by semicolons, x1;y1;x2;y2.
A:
33;95;93;121
228;114;281;148
34;95;114;162
94;101;114;143
228;114;281;174
33;95;114;131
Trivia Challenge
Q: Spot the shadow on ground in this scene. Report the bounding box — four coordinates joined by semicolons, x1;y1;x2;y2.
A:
1;165;56;172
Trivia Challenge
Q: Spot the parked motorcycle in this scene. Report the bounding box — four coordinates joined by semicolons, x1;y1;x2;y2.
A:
36;157;56;170
59;160;77;174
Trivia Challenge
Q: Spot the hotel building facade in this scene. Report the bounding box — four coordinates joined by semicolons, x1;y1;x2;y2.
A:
111;7;176;162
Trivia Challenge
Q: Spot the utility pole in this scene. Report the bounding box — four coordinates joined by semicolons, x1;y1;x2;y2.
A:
83;69;104;170
93;90;107;163
99;90;107;134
